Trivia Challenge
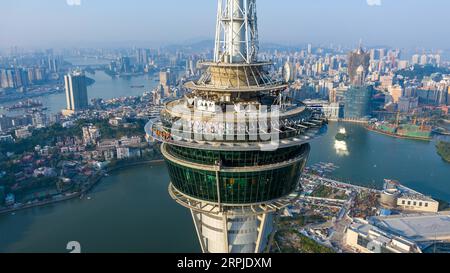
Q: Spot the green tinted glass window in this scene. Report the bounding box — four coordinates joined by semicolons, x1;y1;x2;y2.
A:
165;145;310;204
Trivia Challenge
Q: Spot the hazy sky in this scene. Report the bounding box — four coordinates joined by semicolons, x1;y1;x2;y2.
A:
1;0;449;50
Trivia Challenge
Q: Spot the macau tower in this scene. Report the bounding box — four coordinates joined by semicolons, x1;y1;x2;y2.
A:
146;0;327;253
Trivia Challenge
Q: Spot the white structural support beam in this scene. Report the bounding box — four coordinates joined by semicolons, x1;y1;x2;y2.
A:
254;213;268;253
169;183;296;253
190;205;273;253
214;0;259;64
191;209;207;253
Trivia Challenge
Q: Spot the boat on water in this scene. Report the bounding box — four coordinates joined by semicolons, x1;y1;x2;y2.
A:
6;99;43;111
433;127;450;136
335;128;349;141
309;162;340;174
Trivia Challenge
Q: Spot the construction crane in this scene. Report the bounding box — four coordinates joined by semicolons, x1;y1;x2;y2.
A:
395;111;401;129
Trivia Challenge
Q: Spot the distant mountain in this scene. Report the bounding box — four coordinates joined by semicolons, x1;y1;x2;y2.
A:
163;40;308;52
161;39;213;53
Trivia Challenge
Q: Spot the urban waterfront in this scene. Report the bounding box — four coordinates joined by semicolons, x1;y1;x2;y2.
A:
0;122;448;253
0;163;199;253
310;122;450;202
0;57;159;115
41;70;158;115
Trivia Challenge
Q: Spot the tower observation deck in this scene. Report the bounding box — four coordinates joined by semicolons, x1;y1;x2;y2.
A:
145;0;328;253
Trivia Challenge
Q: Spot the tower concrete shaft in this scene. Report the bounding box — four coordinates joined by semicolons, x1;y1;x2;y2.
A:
214;0;259;64
186;200;274;253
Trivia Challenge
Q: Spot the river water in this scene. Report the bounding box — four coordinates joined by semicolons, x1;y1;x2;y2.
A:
309;122;450;201
0;164;199;253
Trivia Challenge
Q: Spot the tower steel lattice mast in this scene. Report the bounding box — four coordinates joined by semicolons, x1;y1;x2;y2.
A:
145;0;327;253
214;0;259;64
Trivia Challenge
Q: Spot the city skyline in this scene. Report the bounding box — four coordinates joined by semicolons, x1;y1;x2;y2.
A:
1;0;450;50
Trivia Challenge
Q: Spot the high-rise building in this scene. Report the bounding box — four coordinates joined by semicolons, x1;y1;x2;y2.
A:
0;68;29;89
283;61;295;83
47;57;59;73
63;71;89;115
0;69;9;88
344;45;372;120
370;49;382;61
0;186;5;205
380;75;394;89
159;70;176;98
0;115;13;132
398;97;419;113
420;54;428;65
159;70;170;87
348;46;370;86
438;88;448;106
448;87;450;106
412;54;420;65
136;48;150;65
146;0;327;253
186;57;199;77
120;57;131;73
404;87;417;98
82;125;101;145
389;85;403;104
0;69;16;89
353;65;366;86
343;86;373;120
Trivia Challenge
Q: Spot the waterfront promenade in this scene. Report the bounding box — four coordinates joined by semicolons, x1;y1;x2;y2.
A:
303;173;381;193
0;159;165;216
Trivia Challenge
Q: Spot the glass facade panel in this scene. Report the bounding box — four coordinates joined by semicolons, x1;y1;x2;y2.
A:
165;145;309;204
344;86;373;119
166;144;309;168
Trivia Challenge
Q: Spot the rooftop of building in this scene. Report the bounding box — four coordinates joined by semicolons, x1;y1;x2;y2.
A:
349;219;421;253
384;180;437;202
370;212;450;242
67;70;84;77
398;193;437;202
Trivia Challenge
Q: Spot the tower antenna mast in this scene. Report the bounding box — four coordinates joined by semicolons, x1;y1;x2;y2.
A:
214;0;259;64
